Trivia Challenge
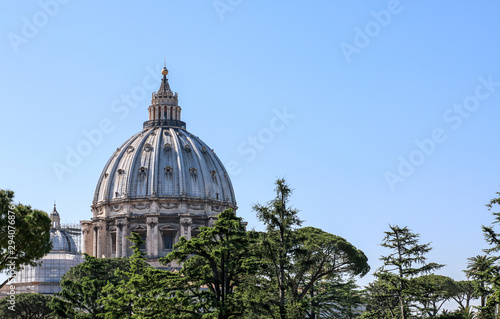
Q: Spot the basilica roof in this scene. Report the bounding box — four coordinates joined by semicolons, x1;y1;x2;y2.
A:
92;67;236;207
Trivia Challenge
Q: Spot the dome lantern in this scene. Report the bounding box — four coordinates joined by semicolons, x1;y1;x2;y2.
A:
50;203;61;229
146;66;184;129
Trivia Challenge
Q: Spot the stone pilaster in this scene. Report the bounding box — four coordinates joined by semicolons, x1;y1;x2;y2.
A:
180;217;192;240
116;218;129;257
96;220;106;258
81;221;93;255
147;216;159;257
116;223;123;257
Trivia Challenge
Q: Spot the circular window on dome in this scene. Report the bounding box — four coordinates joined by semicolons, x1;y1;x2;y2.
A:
201;146;207;153
164;143;172;151
164;166;173;174
189;167;197;175
144;144;153;152
184;144;191;152
127;146;135;153
117;169;125;175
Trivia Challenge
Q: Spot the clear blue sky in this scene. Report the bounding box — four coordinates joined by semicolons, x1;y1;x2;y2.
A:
1;1;500;288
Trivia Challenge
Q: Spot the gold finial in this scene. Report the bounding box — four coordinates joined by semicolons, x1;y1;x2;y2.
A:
161;67;169;76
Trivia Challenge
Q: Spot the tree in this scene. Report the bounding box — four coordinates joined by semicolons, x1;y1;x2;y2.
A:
305;277;364;319
253;179;370;318
371;225;444;319
361;279;400;319
50;255;131;318
155;208;258;319
0;189;52;289
413;274;456;317
450;280;478;312
253;178;302;319
100;232;160;319
0;293;55;318
465;255;498;310
290;227;369;318
102;209;258;318
469;191;500;318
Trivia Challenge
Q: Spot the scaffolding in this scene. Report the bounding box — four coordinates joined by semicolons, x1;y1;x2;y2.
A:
3;223;85;296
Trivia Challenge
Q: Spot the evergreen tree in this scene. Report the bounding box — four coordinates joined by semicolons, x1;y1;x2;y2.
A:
100;233;161;319
470;190;500;318
50;255;131;318
413;274;456;317
369;225;443;319
253;178;302;319
253;179;369;318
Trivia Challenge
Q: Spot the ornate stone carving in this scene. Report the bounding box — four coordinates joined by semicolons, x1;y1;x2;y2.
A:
116;219;127;228
160;224;178;231
82;222;93;233
97;207;105;216
132;203;150;210
211;205;223;212
180;218;192;237
111;205;123;212
188;203;204;210
146;217;159;226
132;225;147;231
159;202;178;209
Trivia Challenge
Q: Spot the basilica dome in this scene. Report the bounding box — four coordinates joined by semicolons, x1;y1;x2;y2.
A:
92;67;236;210
82;67;237;260
92;126;235;206
51;229;78;252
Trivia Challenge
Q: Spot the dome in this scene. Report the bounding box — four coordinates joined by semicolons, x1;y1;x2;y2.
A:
83;66;237;260
92;126;236;206
50;228;78;252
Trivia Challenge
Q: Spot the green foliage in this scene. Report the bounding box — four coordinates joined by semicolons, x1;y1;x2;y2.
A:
305;277;364;319
0;293;55;318
50;254;131;318
361;279;400;319
253;178;302;319
253;179;369;319
100;232;159;319
450;280;478;311
364;225;443;319
413;274;456;317
467;191;500;318
157;208;258;319
0;189;52;289
100;209;259;318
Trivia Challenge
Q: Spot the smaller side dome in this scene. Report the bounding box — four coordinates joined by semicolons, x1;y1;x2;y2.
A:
50;229;78;252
